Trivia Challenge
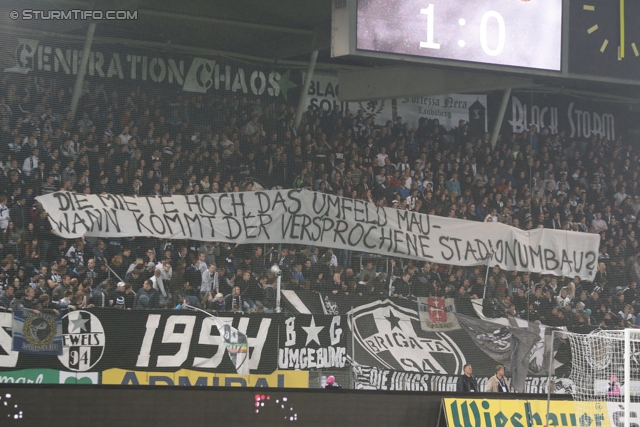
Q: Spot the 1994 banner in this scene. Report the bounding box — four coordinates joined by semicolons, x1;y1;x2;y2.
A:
37;190;600;277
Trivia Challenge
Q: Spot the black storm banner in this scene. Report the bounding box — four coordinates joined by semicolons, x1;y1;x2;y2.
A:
493;92;630;141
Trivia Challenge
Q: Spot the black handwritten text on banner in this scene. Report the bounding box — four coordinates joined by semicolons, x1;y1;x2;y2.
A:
37;191;599;277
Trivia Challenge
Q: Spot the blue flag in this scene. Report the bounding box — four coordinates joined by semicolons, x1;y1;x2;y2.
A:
12;310;63;355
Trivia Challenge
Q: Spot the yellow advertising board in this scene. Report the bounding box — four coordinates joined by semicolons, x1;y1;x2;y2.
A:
102;369;309;388
443;398;609;427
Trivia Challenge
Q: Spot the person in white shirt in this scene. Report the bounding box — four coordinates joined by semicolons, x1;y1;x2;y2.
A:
158;261;173;283
200;263;219;297
151;268;170;304
22;148;39;177
376;147;389;167
591;212;608;233
57;290;74;308
402;169;413;189
243;116;260;138
0;196;9;230
556;288;572;308
614;186;629;206
196;252;208;274
118;126;132;145
219;132;234;149
406;189;420;210
422;174;434;191
619;304;635;324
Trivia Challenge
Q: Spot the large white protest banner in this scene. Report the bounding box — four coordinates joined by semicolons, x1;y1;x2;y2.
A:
36;191;599;278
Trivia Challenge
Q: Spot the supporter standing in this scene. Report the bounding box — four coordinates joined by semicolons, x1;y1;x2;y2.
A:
324;375;342;390
486;365;510;393
456;363;479;392
135;279;160;309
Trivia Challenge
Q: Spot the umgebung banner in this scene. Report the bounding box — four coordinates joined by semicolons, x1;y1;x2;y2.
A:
37;190;600;277
278;315;348;370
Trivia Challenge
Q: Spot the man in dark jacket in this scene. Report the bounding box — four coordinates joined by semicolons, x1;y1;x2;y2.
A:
9;196;26;231
35;209;57;262
456;363;479;392
87;281;108;308
392;273;413;298
22;287;39;310
122;283;136;309
0;284;15;310
135;280;160;309
124;265;146;293
184;261;202;297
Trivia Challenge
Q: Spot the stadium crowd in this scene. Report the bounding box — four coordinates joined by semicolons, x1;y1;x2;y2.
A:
0;73;638;331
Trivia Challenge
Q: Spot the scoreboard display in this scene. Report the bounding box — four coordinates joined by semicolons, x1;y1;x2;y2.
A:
355;0;562;71
332;0;640;84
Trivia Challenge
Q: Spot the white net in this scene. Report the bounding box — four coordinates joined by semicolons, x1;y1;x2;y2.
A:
566;329;640;401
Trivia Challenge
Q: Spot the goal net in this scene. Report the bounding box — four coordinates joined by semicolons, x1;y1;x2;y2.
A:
565;329;640;427
563;329;640;401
